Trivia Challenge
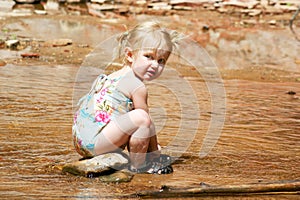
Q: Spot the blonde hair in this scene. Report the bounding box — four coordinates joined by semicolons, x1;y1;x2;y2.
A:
114;21;181;61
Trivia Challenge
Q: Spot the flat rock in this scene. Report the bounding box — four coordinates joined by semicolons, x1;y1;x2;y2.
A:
14;0;40;3
0;0;15;11
62;152;129;178
48;39;73;47
91;0;105;3
21;52;40;58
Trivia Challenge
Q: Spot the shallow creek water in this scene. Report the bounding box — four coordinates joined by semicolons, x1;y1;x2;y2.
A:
0;62;299;199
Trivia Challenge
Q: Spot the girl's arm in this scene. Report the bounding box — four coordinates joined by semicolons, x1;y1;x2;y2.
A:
131;85;149;113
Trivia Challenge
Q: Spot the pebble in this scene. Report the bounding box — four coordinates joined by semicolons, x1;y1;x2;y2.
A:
268;20;277;25
21;53;40;58
14;0;39;3
0;59;6;67
248;9;262;16
34;10;47;15
5;40;19;49
286;91;296;95
91;0;105;3
49;39;73;47
67;0;81;3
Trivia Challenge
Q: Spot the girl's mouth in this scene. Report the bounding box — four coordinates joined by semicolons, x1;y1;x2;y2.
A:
147;70;156;76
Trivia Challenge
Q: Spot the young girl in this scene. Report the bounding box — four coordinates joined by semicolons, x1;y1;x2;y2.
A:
73;21;179;174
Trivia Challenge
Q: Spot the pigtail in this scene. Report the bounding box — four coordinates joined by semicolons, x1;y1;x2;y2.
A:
114;28;130;60
168;29;185;57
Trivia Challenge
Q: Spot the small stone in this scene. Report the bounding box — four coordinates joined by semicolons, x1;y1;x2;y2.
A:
14;0;39;3
88;3;121;11
202;25;209;32
217;7;228;13
78;44;89;48
129;6;144;14
159;185;170;192
50;39;73;47
173;5;193;11
5;40;20;50
286;91;296;95
268;20;277;25
91;0;105;3
67;0;81;3
135;0;147;6
21;53;40;58
148;2;172;10
223;0;259;9
200;182;211;188
0;59;6;67
242;19;257;25
248;9;262;16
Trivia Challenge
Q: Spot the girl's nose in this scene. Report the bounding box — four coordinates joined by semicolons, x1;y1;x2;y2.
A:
151;60;158;68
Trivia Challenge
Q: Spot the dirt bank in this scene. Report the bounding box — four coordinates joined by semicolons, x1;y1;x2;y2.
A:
0;3;300;82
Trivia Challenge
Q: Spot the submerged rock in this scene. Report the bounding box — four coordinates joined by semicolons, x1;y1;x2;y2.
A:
0;59;6;67
62;152;129;178
48;39;73;47
98;170;133;183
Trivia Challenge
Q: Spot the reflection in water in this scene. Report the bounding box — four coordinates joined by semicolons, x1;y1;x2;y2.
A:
0;63;299;199
1;18;120;49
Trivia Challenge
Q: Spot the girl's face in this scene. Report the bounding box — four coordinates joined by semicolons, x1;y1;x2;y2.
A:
128;48;170;81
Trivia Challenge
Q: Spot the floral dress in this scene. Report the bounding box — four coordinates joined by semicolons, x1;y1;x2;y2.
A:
72;74;133;158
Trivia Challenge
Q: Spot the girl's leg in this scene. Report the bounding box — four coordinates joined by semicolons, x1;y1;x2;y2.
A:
146;121;161;161
127;120;161;167
94;109;153;168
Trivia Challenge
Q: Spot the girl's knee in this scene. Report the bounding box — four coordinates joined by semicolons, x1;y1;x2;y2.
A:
130;136;149;147
132;109;151;127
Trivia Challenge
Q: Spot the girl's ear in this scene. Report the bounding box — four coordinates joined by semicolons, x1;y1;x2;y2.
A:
124;47;134;63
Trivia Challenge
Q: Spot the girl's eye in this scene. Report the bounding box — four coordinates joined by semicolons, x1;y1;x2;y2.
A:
158;58;166;65
145;55;153;59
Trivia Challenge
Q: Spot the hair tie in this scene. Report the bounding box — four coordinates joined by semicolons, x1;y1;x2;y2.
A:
122;24;129;36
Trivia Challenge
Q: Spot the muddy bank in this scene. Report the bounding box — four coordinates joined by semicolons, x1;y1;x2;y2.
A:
0;2;299;81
